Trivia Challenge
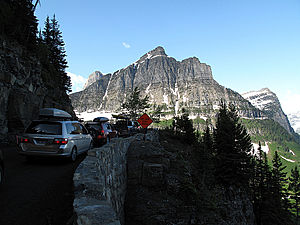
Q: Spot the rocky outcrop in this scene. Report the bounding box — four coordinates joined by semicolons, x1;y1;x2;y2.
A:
215;187;255;225
70;47;261;119
73;132;158;225
83;71;103;89
0;37;74;142
74;130;255;225
242;88;294;133
125;131;255;225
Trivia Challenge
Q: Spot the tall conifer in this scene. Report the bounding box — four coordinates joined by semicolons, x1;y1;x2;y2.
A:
213;102;252;187
42;15;71;92
289;166;300;224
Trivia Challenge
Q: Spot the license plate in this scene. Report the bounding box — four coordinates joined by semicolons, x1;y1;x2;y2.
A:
34;139;50;145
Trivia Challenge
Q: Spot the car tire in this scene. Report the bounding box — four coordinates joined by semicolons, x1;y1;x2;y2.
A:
70;147;77;162
25;156;34;162
89;141;93;150
0;165;4;185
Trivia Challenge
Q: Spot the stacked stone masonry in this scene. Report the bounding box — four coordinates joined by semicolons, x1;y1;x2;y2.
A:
73;131;158;225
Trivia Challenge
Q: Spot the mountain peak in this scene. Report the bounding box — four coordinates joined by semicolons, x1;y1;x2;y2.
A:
138;46;167;62
83;71;103;89
148;46;167;56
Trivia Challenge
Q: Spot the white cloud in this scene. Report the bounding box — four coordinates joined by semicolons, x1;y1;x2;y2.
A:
280;91;300;114
122;42;131;48
67;72;87;93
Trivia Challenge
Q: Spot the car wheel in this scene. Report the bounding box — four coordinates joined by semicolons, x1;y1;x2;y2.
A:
25;156;34;162
89;141;93;150
0;165;4;185
70;147;77;162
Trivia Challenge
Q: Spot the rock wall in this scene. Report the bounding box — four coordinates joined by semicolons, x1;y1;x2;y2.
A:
0;37;74;142
73;132;157;225
73;131;255;225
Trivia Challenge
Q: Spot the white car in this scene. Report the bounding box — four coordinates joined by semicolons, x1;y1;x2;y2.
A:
17;108;93;161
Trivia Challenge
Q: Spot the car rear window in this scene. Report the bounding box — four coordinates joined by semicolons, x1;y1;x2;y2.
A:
86;124;102;131
25;121;62;135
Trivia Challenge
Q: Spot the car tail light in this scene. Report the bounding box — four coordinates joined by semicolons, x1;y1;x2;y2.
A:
53;138;68;144
21;138;29;143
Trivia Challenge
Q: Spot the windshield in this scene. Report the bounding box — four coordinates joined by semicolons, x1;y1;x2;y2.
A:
25;121;62;135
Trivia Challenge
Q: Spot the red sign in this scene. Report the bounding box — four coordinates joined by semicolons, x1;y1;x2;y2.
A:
138;113;153;129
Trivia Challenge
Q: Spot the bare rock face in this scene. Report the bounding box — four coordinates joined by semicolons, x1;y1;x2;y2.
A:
242;88;294;133
70;46;261;119
0;37;74;142
83;71;103;89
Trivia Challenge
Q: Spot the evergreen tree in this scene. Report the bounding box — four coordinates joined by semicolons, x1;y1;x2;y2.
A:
201;125;214;185
121;87;150;120
289;166;300;224
213;102;253;187
0;0;38;49
269;151;293;224
172;108;196;144
41;15;71;92
251;142;263;224
251;143;278;225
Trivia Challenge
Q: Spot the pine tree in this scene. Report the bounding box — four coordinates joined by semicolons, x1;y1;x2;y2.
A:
172;108;196;144
289;166;300;224
41;15;71;92
251;143;280;225
121;87;150;120
251;142;263;224
269;151;293;224
213;102;253;187
0;0;38;49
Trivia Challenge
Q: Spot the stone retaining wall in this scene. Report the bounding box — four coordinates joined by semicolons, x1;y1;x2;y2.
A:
73;131;158;225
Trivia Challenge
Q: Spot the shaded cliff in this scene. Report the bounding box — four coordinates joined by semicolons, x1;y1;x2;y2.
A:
125;130;255;225
0;37;74;142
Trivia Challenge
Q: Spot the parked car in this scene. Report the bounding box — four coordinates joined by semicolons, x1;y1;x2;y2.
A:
127;121;140;134
17;108;93;162
85;117;117;147
115;119;139;137
0;149;4;185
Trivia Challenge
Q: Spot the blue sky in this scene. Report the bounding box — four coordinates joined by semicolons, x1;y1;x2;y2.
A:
35;0;300;114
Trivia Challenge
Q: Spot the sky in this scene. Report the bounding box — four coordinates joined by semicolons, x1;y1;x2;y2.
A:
35;0;300;114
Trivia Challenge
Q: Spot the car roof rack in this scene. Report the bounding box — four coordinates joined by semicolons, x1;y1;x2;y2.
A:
38;108;73;121
93;117;109;122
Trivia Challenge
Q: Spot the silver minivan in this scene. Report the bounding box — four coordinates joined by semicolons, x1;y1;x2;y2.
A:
17;108;93;161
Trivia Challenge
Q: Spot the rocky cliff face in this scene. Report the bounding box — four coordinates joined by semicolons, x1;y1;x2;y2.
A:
83;71;103;89
70;46;261;119
0;37;74;142
242;88;294;133
125;131;255;225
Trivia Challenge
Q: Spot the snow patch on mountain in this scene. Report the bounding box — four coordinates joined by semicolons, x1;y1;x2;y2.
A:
242;88;274;111
280;155;295;163
75;110;113;122
252;142;270;155
288;111;300;134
